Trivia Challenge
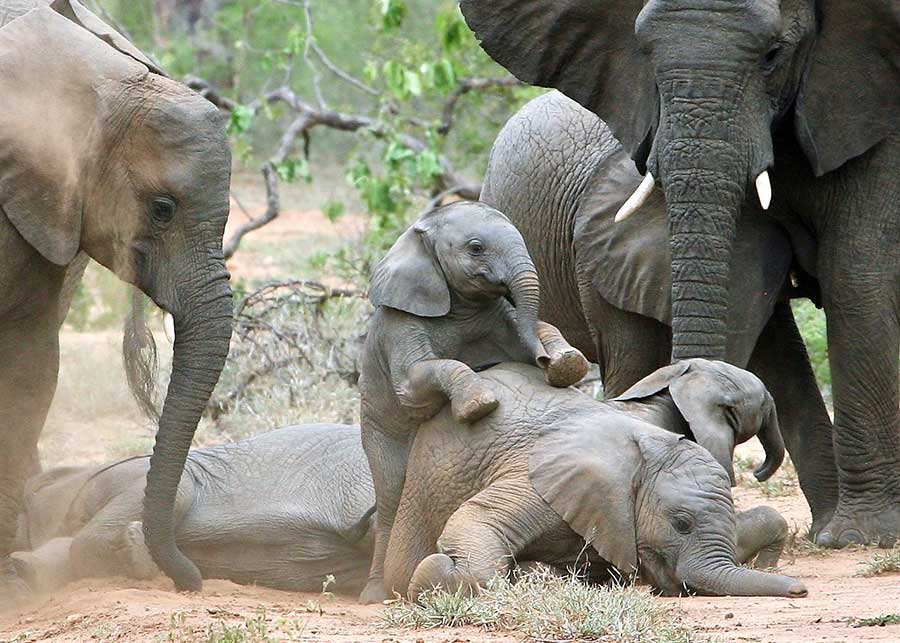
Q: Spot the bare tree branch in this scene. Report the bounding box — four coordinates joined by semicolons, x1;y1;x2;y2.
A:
438;76;523;135
222;163;280;260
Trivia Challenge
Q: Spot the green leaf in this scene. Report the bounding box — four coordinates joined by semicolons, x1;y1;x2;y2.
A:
380;0;407;31
404;69;422;96
415;150;444;180
384;141;415;168
383;60;407;99
227;105;255;135
323;200;346;222
433;58;457;92
436;9;467;53
273;157;311;184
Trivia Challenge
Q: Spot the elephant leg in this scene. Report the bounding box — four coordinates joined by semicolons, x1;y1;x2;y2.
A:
816;272;900;548
735;507;789;569
747;302;839;535
0;314;61;604
407;482;545;601
399;359;498;424
360;421;413;604
11;538;74;593
535;322;589;387
578;287;670;397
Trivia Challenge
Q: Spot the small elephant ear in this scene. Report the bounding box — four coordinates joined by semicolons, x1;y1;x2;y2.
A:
795;0;900;176
459;0;658;164
529;416;640;574
613;361;691;402
50;0;167;75
668;372;737;485
369;223;450;317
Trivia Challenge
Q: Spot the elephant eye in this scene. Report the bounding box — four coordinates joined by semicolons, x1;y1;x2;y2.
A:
761;44;783;72
151;196;177;224
466;239;485;256
672;514;693;535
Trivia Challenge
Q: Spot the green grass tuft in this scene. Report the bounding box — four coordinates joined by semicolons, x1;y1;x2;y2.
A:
381;567;704;642
852;614;900;628
857;548;900;577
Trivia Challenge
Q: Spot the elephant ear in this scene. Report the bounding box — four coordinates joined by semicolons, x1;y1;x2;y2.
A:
795;0;900;176
459;0;658;163
613;362;691;402
369;219;450;317
0;6;149;266
667;369;737;485
50;0;166;76
529;415;640;574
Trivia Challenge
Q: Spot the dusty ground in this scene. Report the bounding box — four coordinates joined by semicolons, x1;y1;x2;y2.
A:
12;176;899;642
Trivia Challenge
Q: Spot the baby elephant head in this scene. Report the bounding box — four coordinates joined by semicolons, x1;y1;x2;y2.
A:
614;359;783;484
530;421;806;598
370;201;548;364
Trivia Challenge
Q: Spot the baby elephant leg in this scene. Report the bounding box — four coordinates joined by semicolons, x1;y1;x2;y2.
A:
401;359;498;424
11;538;74;593
536;322;589;387
408;483;539;601
736;506;790;569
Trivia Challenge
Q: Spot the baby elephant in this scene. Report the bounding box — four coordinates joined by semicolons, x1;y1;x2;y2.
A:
385;362;806;599
359;201;588;602
12;425;375;595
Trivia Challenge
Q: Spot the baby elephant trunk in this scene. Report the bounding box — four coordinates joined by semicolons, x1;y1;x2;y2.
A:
678;559;807;598
508;267;550;367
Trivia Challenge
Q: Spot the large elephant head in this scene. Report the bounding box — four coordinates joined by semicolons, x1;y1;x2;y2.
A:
370;201;549;364
614;358;784;484
530;419;806;597
460;0;900;360
0;1;232;590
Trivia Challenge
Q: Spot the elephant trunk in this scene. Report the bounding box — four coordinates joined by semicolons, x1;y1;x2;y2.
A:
754;395;785;481
142;264;232;592
654;72;771;362
508;264;550;367
678;557;807;598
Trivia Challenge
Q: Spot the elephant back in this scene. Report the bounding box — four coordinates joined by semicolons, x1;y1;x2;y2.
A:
0;0;47;28
482;91;613;356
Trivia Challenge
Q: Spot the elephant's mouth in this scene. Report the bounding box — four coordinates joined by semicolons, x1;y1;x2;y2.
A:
638;547;686;596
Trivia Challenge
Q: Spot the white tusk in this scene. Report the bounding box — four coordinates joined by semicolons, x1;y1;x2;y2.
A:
755;171;772;210
163;313;175;344
614;172;655;222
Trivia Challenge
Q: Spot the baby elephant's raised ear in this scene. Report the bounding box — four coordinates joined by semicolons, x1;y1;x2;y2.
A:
613;362;691;402
529;415;640;575
369;224;450;317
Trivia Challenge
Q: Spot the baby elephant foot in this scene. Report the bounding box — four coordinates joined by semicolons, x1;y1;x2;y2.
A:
124;522;160;580
409;553;474;602
451;384;499;424
359;578;390;604
543;347;589;388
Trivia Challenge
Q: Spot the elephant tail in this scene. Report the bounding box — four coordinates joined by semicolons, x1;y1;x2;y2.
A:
123;287;161;421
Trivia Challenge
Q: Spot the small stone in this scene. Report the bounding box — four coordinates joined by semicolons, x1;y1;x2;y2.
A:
66;613;84;624
724;612;734;619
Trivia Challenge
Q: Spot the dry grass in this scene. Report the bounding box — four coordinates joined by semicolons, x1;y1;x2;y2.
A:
857;548;900;577
382;567;704;642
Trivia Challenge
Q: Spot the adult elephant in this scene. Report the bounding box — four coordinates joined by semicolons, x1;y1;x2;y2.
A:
460;0;900;547
0;1;232;601
481;91;837;537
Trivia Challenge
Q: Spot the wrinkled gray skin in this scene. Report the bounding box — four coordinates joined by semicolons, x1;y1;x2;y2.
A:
385;363;805;600
482;91;838;538
0;1;232;602
462;0;900;549
359;201;589;603
11;425;375;595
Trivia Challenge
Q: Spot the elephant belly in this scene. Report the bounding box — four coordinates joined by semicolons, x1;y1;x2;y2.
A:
180;528;372;595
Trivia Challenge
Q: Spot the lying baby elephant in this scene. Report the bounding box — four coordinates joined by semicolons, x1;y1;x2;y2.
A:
385;362;807;599
12;424;375;595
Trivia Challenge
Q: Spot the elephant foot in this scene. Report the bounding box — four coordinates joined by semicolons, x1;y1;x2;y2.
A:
359;578;390;604
124;522;160;580
543;348;590;388
409;553;470;602
808;508;836;543
451;385;499;424
815;505;900;549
